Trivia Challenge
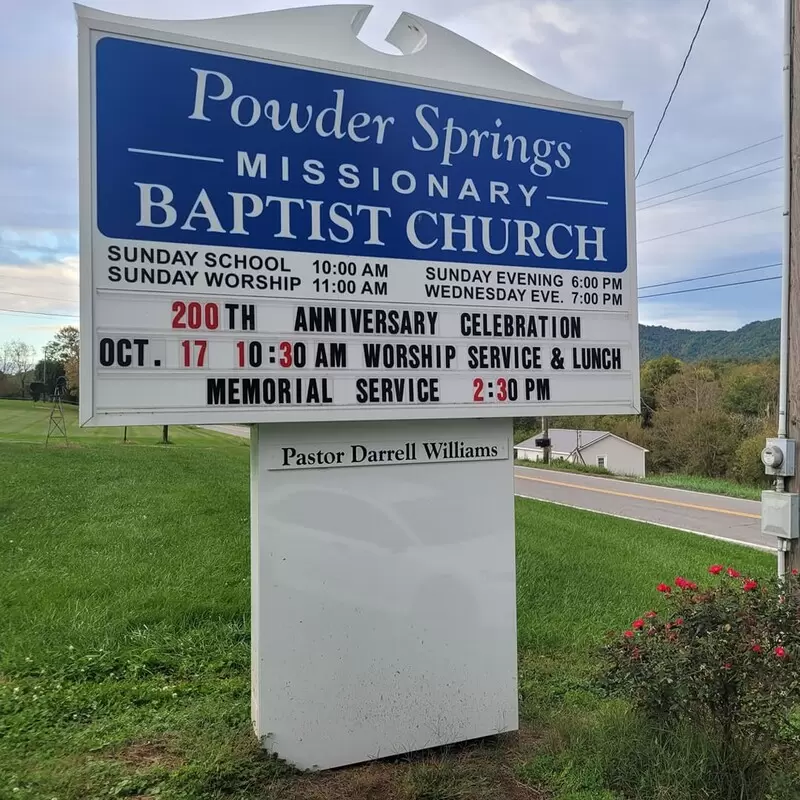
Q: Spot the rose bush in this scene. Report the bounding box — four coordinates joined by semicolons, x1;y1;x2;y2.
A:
602;567;800;768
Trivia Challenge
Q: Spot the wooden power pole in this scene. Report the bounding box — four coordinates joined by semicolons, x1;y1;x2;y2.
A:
782;0;799;575
541;416;551;464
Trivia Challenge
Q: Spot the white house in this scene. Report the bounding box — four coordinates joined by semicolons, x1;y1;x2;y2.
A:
514;428;648;477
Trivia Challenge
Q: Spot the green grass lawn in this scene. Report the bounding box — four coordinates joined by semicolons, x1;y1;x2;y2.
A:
0;400;786;799
0;398;246;447
516;456;764;500
638;472;764;500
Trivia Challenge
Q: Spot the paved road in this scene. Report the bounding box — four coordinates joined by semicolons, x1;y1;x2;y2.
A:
202;426;769;550
515;466;771;550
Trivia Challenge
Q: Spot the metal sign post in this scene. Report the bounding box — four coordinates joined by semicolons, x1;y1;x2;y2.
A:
77;3;636;769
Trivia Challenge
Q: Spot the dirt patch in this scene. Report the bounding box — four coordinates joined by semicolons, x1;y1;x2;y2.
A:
281;728;549;800
491;770;549;800
109;738;184;771
289;762;403;800
504;726;544;756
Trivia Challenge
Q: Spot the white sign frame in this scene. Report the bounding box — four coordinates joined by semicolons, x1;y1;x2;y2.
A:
78;4;639;428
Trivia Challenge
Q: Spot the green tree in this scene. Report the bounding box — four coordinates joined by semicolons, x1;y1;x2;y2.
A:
656;364;721;413
722;362;779;418
33;357;65;395
640;355;682;424
47;326;79;363
647;407;740;478
46;326;79;398
2;339;36;397
734;432;772;487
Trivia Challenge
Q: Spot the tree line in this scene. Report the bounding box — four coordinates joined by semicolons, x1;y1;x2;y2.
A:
516;355;780;486
0;326;79;401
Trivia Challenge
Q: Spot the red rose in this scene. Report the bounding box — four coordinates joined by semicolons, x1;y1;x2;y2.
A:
632;618;645;630
675;577;687;588
645;610;657;619
774;646;787;659
792;569;798;576
657;583;671;593
674;617;684;626
708;565;724;575
686;581;698;590
727;568;741;578
722;663;731;670
624;630;634;639
743;579;758;591
752;644;762;653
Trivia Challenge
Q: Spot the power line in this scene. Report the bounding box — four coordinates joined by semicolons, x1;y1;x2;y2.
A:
639;274;780;299
637;157;783;204
638;205;782;244
639;262;781;289
0;290;77;302
1;265;782;310
0;272;78;289
637;135;782;188
637;166;782;211
0;308;79;319
635;0;712;180
44;278;80;288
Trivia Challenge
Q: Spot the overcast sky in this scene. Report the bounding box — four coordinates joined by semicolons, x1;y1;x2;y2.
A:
0;0;785;352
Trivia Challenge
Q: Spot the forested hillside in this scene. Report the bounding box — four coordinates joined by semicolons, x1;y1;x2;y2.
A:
639;319;779;361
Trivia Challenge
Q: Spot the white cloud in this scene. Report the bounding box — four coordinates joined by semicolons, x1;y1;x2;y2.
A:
639;303;758;332
0;257;79;317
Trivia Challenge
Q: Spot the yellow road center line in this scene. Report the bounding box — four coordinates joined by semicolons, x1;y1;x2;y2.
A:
514;474;760;520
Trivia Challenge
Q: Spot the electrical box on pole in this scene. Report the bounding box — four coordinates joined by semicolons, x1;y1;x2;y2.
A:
762;438;796;477
761;491;800;540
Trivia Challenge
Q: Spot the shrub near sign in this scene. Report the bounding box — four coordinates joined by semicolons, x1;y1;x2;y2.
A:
80;28;637;426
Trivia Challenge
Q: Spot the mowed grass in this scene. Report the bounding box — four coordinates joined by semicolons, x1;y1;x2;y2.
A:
514;499;769;656
639;472;763;500
516;456;763;500
0;398;246;447
0;400;782;799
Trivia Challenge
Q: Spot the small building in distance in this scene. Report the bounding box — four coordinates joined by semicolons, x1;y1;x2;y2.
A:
514;428;648;478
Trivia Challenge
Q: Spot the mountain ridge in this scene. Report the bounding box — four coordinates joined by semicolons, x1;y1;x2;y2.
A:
639;318;780;361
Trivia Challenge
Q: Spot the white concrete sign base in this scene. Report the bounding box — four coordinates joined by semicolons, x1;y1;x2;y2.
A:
250;418;518;769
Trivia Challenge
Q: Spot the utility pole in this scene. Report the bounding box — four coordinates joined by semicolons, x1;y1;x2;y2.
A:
763;0;800;576
785;0;800;575
541;416;551;464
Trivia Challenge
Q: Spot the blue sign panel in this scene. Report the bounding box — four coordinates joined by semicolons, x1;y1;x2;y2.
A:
95;36;628;272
